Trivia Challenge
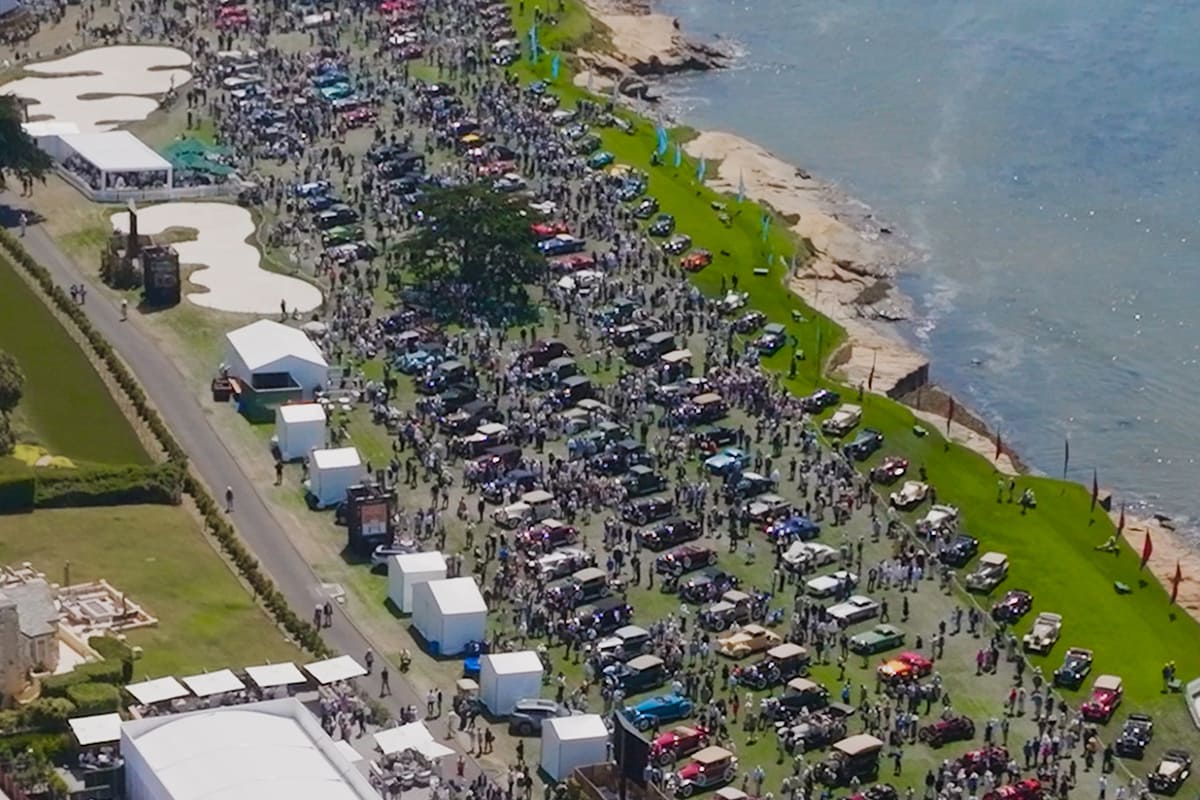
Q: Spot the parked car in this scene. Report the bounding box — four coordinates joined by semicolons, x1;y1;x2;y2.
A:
1114;714;1154;759
1080;674;1123;723
537;234;586;256
766;514;821;543
605;654;667;694
595;624;651;664
745;494;793;526
955;746;1011;776
637;518;702;551
621;495;675;525
619;465;669;497
877;651;934;684
1022;612;1063;654
826;595;881;625
983;779;1044;800
991;589;1034;623
573;597;634;638
816;735;884;787
870;456;908;485
1148;750;1191;795
805;570;859;600
704;447;752;476
821;404;862;437
754;323;788;355
733;643;810;690
535;547;595;580
680;248;713;272
766;677;831;719
918;715;975;748
679;568;740;604
717;624;783;659
801;389;841;413
843;428;884;461
508;699;574;735
965;552;1009;593
779;706;853;754
662;234;692;255
649;724;710;766
656;543;719;576
889;480;928;510
633;196;659;218
673;747;738;797
783;541;840;572
623;692;693;731
848;624;906;656
939;534;980;568
1053;647;1094;690
649;213;676;237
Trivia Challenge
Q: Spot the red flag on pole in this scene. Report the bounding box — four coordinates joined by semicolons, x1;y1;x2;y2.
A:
1090;469;1098;512
1171;561;1183;604
1117;503;1125;534
994;431;1002;461
946;397;955;434
1140;531;1153;570
867;351;876;391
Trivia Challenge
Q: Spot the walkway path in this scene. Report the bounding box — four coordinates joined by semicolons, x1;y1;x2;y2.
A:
0;195;494;781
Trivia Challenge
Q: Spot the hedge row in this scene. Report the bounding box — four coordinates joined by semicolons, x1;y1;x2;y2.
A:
65;683;122;715
40;659;124;698
0;231;330;658
0;466;36;511
35;462;182;507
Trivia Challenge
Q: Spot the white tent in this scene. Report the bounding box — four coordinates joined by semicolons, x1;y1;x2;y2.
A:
304;655;367;685
540;715;608;781
224;319;329;399
275;403;326;461
180;669;245;698
411;577;487;656
307;447;365;508
125;677;189;705
479;652;544;716
373;721;433;756
69;713;122;746
244;662;306;689
56;131;173;189
387;551;448;613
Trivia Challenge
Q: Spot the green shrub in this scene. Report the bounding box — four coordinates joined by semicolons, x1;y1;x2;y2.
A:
0;731;74;762
20;698;74;732
0;461;35;512
65;683;121;715
88;637;134;681
39;670;89;698
76;659;124;685
35;462;181;507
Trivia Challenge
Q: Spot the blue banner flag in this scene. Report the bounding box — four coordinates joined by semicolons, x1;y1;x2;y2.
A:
673;143;682;168
760;212;771;242
767;252;774;266
528;22;539;63
551;53;560;79
737;171;745;204
697;157;707;183
655;125;669;157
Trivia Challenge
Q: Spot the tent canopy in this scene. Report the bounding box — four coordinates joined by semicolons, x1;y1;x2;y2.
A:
225;319;328;373
426;577;487;615
69;713;122;746
245;662;307;688
181;669;245;697
59;131;171;173
126;676;189;705
311;447;362;471
305;655;367;685
373;721;433;755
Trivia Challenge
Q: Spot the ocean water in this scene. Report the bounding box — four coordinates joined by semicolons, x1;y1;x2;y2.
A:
657;0;1200;533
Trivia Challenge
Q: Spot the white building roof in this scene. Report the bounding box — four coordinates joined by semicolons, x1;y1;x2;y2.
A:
393;551;447;573
181;669;245;698
125;676;189;705
304;655;367;685
311;447;362;471
226;319;328;372
279;403;327;424
23;120;79;138
482;651;544;676
545;714;608;741
69;713;122;746
121;697;376;800
425;577;487;616
244;662;306;688
58;131;171;173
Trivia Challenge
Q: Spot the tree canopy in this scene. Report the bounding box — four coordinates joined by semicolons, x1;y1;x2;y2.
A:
397;183;546;320
0;350;24;417
0;94;52;189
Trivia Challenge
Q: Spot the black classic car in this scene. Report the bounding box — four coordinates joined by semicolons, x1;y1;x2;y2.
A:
938;534;980;568
991;589;1034;624
1114;713;1154;759
1053;647;1094;690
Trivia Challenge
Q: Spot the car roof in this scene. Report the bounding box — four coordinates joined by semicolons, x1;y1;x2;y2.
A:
834;734;885;756
627;654;664;670
692;746;733;763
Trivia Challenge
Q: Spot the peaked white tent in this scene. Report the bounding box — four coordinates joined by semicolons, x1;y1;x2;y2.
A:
479;651;544;716
411;577;487;656
387;551;448;613
224;319;329;399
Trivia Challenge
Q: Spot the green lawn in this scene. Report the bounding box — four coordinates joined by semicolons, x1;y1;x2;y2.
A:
0;254;149;465
500;0;1200;715
0;506;301;678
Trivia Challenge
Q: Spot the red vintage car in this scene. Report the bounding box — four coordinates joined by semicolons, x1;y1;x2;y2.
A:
956;746;1009;775
917;715;975;748
379;0;417;12
649;724;710;766
1080;675;1123;723
215;6;248;26
870;456;908;485
531;220;570;239
480;160;516;177
680;248;713;272
548;252;596;273
876;651;933;683
342;107;376;127
983;779;1043;800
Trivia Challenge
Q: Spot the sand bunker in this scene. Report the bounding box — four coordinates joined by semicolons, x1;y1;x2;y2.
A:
111;203;323;315
7;45;192;132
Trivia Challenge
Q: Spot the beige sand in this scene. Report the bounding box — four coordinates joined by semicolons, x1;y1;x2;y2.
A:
1111;510;1200;623
576;0;726;75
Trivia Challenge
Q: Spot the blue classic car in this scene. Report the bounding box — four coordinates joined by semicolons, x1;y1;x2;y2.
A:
394;348;443;374
704;447;751;477
765;514;822;542
536;234;586;257
622;693;695;731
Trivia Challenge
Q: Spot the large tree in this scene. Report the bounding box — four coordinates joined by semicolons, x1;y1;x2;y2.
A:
398;183;546;318
0;350;24;416
0;94;52;189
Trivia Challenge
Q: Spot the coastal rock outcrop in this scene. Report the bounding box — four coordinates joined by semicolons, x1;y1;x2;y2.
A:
578;0;732;78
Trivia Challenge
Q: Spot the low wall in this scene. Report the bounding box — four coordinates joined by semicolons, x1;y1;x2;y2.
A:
55;167;242;203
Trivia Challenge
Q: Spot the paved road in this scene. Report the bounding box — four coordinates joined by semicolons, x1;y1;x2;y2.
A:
1;197;488;773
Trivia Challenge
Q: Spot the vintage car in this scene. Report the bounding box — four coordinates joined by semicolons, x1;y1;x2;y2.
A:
621;495;676;525
783;541;840;571
663;233;692;255
637;518;702;551
826;595;881;625
587;150;615;169
717;624;783;659
1081;674;1123;723
965;551;1009;593
704;447;752;476
1148;750;1191;795
1022;612;1063;654
656;543;719;576
545;566;610;608
649;213;676;237
508;699;574;735
537;234;586;257
633;197;659;219
918;715;975;748
649;724;710;766
588;439;647;476
573;597;634;638
955;746;1010;776
481;468;538;504
604;654;667;694
515;518;577;552
679;568;740;604
991;589;1034;623
1114;713;1154;759
733;311;767;333
733;643;810;690
805;570;859;600
618;465;669;498
870;456;909;485
821;404;862;437
697;591;754;632
766;514;822;543
754;323;788;355
623;692;694;731
1053;647;1094;689
917;504;960;535
801;388;841;413
844;428;884;461
938;534;980;568
595;625;652;664
729;471;776;501
692;425;738;453
530;220;571;239
889;480;929;510
680;248;714;272
745;494;793;526
767;678;831;719
535;547;595;580
848;786;899;800
848;624;906;656
395;348;445;375
982;779;1043;800
673;747;738;797
779;706;853;753
816;735;884;787
877;651;934;683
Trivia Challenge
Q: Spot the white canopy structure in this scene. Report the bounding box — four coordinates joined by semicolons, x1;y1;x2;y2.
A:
411;577;487;656
125;677;189;705
387;551;448;613
275;403;327;461
56;131;173;190
304;655;367;685
245;662;307;688
224;319;329;399
541;715;609;781
121;697;376;800
307;447;366;509
373;721;433;756
69;713;122;746
479;652;544;716
180;669;245;698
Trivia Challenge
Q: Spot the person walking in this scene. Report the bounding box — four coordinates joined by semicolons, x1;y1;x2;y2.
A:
380;667;390;697
18;212;27;237
225;485;234;512
121;298;128;321
364;649;374;674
